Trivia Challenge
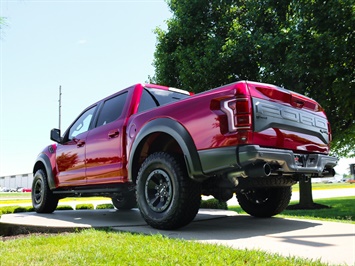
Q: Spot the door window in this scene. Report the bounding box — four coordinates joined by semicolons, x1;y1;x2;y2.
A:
96;92;128;127
68;106;97;140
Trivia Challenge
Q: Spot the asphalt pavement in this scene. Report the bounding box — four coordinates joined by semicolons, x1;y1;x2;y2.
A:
1;188;354;265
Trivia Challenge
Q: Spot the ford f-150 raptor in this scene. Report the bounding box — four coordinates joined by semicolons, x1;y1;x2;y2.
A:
32;81;338;229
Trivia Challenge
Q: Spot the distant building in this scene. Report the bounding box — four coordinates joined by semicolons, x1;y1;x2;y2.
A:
0;173;33;189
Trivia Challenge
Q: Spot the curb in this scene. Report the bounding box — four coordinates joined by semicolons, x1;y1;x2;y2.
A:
0;222;83;236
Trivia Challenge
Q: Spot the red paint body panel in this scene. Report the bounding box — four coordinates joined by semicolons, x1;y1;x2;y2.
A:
85;117;127;184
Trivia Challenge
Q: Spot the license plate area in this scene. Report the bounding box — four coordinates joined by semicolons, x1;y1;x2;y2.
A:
294;154;307;167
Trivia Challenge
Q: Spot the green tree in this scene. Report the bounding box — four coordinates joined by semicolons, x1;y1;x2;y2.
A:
247;0;355;158
153;0;354;158
241;0;355;209
152;0;260;91
153;0;354;209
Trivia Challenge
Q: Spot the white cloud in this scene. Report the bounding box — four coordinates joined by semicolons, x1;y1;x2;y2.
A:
77;39;87;44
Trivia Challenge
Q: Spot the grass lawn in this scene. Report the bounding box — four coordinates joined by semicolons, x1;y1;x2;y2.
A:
0;229;326;266
0;193;110;205
292;182;354;192
229;196;355;223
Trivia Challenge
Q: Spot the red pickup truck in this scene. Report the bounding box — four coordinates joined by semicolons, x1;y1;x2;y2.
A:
32;81;337;229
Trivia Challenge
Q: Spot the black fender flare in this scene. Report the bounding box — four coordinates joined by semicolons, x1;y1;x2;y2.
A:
128;118;206;182
33;153;56;190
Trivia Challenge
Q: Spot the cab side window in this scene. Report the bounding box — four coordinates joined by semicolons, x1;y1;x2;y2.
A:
68;106;97;140
137;88;190;114
96;92;128;127
137;89;159;113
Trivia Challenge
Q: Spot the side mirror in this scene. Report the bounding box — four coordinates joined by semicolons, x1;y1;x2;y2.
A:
50;128;63;143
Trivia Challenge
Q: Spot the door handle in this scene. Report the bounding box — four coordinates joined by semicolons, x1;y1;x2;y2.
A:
76;140;85;147
108;130;119;138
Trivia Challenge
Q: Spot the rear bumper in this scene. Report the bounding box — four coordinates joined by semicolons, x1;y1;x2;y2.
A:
237;145;338;176
198;145;338;177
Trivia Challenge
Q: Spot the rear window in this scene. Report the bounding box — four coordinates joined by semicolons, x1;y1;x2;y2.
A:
138;88;190;113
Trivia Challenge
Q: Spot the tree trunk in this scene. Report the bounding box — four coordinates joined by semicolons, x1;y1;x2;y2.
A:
287;176;329;210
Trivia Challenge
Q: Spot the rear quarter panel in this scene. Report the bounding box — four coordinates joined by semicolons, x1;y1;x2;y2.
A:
127;82;245;151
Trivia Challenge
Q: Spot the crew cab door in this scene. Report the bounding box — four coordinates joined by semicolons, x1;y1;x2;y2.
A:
56;106;97;186
85;92;128;184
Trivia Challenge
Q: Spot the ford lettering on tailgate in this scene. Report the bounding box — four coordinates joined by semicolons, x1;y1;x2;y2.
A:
253;98;329;144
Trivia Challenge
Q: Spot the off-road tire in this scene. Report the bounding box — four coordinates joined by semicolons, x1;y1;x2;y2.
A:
236;186;292;217
111;192;137;210
32;169;59;213
136;152;201;230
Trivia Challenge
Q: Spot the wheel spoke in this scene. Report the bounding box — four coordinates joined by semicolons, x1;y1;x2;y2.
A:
151;194;161;207
145;169;172;212
33;180;43;204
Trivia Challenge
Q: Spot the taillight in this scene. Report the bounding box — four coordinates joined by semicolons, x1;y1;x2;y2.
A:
221;97;252;132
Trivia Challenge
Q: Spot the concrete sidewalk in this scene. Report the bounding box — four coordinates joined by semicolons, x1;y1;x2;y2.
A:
1;208;354;265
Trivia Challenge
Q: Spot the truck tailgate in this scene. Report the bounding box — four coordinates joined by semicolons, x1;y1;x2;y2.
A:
247;81;330;154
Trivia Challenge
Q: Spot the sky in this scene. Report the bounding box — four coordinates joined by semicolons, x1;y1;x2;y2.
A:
0;0;353;177
0;0;172;176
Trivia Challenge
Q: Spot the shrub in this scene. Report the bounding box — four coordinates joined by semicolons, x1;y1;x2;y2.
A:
200;198;228;210
56;205;74;211
96;204;114;210
75;204;94;210
0;206;18;215
14;206;34;213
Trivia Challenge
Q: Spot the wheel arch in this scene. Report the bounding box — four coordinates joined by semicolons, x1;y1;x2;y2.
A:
33;153;56;190
128;118;205;183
